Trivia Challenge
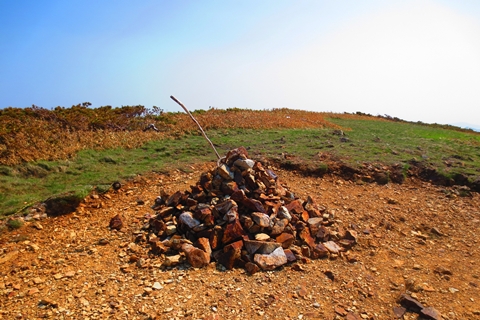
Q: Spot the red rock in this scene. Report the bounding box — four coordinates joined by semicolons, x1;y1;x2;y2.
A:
230;189;246;202
291;263;305;271
295;220;307;231
166;191;184;207
312;243;329;259
216;240;243;270
285;199;304;215
209;226;224;250
28;288;40;296
39;298;58;308
420;306;442;320
346;312;361;320
299;228;316;248
194;205;212;221
241;216;254;229
301;245;311;258
203;213;215;226
225;147;249;165
234;170;245;187
338;239;355;249
304;196;321;217
109;214;123;230
242;198;266;213
221;181;239;195
276;233;295;249
195;237;212;257
393;306;407;318
254;247;288;271
315;226;330;241
214;199;237;216
345;229;358;243
157;206;176;218
222;219;247;245
151;219;166;235
259;193;281;201
244;173;257;190
245;262;260;275
298;285;308;297
335;306;348;316
300;211;310;222
199;172;213;189
181;243;210;268
169;235;189;251
203;180;213;192
434;266;453;276
258;175;275;188
283;249;297;262
275;180;287;197
144;148;358;272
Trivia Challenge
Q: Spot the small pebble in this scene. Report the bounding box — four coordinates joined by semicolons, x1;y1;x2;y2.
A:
152;282;163;290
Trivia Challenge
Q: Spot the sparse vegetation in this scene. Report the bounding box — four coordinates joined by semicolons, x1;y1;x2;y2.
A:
7;219;23;229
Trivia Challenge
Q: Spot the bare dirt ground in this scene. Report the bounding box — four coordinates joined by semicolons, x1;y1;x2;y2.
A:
1;161;479;319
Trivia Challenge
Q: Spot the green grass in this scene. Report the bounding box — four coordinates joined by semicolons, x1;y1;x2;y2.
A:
325;118;480;178
1;120;479;217
0;134;216;216
6;219;23;229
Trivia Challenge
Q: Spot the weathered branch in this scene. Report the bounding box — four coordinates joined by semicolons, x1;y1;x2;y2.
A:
170;95;221;160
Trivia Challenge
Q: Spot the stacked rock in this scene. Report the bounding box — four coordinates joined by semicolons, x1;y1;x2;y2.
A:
145;147;357;272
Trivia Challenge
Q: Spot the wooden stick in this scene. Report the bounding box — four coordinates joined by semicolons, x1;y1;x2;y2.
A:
170;95;221;160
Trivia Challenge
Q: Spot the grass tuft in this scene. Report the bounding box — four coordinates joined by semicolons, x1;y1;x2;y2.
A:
7;219;23;229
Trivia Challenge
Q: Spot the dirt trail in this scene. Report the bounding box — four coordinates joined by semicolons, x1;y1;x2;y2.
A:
1;162;479;319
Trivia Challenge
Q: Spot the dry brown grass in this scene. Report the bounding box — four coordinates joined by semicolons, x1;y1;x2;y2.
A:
0;106;370;166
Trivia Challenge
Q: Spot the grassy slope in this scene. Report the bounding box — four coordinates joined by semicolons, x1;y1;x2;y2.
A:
1;118;480;216
327;118;480;177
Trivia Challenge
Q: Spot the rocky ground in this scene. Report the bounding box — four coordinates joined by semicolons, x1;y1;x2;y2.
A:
0;161;479;319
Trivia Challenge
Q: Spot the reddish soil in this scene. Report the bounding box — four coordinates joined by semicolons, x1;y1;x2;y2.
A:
0;161;479;319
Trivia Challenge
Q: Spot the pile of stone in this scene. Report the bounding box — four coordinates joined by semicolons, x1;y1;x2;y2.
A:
141;147;357;273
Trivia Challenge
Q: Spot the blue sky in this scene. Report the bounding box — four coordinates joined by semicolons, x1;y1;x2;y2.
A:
1;1;480;128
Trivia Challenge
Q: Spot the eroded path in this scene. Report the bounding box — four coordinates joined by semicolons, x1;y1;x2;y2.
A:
1;162;479;319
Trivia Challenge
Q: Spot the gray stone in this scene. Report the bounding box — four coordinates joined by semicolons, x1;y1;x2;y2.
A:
252;212;270;227
218;164;234;180
244;240;281;255
307;217;323;227
277;206;292;221
178;212;201;229
323;241;342;254
254;247;288;271
233;159;255;170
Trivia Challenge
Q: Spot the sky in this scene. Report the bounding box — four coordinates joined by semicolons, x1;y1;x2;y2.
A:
1;0;480;128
